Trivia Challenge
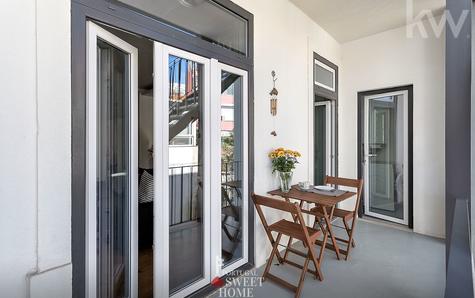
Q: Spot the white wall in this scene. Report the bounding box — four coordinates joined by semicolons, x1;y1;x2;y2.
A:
0;0;72;297
339;18;445;238
231;0;342;267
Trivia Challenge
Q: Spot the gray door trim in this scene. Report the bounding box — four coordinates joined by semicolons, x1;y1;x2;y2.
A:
71;1;255;297
357;85;413;228
313;52;339;183
313;52;338;101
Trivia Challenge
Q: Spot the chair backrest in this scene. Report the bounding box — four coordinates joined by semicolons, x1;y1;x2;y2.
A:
324;176;364;213
251;193;307;230
252;193;299;214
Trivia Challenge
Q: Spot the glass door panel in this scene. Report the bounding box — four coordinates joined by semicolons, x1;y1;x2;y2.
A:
154;43;211;298
153;46;247;297
364;92;408;225
87;22;138;298
97;39;131;298
168;55;205;294
214;63;248;276
220;71;243;266
314;104;326;185
314;100;334;186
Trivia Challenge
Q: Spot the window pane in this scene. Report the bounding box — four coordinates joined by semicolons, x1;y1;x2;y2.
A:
314;105;326;185
119;0;247;55
168;55;204;294
220;71;243;267
96;39;131;298
368;95;405;220
315;61;334;90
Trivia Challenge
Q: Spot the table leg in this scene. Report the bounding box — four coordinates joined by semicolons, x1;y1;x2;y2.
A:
322;205;341;260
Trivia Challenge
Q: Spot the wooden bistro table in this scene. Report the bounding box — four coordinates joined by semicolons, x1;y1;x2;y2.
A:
268;185;356;261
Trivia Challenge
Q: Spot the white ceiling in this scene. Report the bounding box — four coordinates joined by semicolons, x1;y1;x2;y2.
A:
289;0;445;43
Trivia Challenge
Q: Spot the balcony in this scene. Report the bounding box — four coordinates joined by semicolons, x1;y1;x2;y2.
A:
209;220;445;298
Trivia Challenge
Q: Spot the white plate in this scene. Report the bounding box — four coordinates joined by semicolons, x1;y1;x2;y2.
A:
315;185;334;191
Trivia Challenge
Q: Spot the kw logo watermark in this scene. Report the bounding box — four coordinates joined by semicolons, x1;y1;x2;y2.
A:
212;259;263;297
406;0;469;38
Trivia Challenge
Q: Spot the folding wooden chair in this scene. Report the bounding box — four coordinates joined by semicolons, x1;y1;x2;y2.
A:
310;176;363;261
252;194;324;298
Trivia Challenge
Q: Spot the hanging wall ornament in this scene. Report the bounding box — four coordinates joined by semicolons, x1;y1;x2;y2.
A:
270;71;278;116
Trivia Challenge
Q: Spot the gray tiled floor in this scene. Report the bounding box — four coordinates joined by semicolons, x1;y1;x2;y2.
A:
210;220;445;298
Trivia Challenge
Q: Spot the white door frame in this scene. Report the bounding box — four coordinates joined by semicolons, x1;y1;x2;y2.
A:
154;42;212;298
314;101;335;179
210;61;249;277
86;21;139;298
363;90;409;225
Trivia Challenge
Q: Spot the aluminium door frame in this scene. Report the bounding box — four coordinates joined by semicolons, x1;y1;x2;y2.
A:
310;51;339;186
86;21;139;298
357;85;413;228
314;101;336;179
154;42;212;298
72;2;255;297
210;61;249;277
363;90;409;225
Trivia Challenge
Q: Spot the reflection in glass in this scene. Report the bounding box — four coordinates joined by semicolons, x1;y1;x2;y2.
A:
220;71;243;266
168;55;204;294
368;95;404;219
96;40;130;298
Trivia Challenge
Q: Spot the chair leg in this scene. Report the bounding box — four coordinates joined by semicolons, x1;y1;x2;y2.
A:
262;233;282;280
343;219;356;248
308;241;324;281
294;256;310;298
345;220;357;261
283;236;293;263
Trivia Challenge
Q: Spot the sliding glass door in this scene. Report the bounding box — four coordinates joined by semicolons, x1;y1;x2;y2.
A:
86;22;138;298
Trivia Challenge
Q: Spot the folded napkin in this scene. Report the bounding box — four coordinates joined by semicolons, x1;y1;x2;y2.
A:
296;185;346;197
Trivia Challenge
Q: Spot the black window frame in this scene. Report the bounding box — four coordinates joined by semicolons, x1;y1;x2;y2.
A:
314;52;338;101
71;1;254;297
111;0;250;56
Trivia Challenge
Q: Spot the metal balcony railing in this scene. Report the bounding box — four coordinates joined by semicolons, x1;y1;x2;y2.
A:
168;161;242;226
169;164;200;226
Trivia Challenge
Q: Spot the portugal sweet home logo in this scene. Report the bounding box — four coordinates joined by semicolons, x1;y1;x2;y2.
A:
211;269;263;297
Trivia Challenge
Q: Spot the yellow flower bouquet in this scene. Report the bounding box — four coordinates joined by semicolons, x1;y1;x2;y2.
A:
268;148;301;192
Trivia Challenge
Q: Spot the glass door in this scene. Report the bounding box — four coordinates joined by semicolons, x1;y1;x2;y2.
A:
211;62;248;277
364;91;408;225
86;22;139;298
153;46;249;297
314;101;334;185
154;43;211;298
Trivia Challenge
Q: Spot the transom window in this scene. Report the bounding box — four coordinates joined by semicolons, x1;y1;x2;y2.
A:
118;0;248;55
314;59;335;92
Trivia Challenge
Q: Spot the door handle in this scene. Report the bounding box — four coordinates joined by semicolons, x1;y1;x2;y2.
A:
367;154;377;157
111;172;127;177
